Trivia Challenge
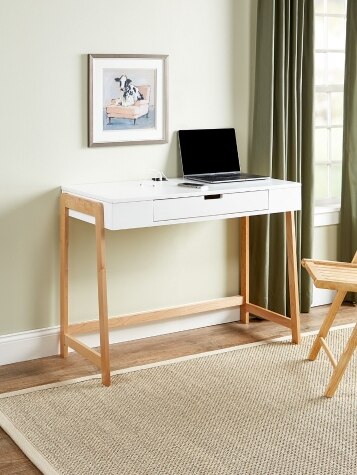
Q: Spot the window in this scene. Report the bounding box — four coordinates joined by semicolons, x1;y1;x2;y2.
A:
314;0;346;205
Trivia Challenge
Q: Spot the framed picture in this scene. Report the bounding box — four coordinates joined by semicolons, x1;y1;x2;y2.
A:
88;54;168;147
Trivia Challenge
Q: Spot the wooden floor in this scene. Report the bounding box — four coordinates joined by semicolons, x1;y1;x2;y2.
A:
0;304;356;474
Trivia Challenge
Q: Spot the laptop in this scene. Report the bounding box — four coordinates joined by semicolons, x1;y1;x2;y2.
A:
178;128;268;183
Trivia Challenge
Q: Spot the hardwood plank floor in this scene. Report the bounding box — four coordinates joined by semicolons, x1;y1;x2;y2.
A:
0;304;356;474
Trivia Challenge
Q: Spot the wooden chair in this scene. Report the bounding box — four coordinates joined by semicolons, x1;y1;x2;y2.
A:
302;251;357;397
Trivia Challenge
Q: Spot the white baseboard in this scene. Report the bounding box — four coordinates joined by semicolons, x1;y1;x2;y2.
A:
0;308;240;366
1;292;338;367
0;326;61;366
314;206;340;227
311;287;336;308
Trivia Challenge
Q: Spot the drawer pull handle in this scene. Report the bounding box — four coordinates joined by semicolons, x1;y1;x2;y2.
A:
204;194;222;200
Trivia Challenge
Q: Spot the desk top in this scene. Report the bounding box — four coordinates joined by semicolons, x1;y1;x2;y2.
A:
61;178;301;230
62;178;300;204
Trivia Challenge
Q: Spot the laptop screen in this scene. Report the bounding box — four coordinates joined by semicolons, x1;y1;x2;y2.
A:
178;128;240;176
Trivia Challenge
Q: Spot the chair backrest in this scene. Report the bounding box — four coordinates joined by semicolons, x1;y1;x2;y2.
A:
138;85;150;101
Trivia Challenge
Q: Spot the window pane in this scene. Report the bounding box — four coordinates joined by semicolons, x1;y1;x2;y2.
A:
314;0;345;205
327;0;346;15
327;17;346;50
315;53;327;85
315;164;330;200
327;53;345;83
331;163;342;199
315;129;329;162
315;0;325;14
315;93;329;126
330;128;343;161
315;16;325;50
330;92;344;125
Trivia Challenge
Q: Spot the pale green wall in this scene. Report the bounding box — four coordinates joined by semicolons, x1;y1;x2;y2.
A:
0;0;257;335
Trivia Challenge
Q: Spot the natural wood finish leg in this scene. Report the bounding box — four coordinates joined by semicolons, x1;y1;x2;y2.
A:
286;211;300;344
240;216;249;324
238;212;301;342
94;205;110;387
60;195;69;358
59;194;303;385
308;290;347;361
325;323;357;398
59;194;111;386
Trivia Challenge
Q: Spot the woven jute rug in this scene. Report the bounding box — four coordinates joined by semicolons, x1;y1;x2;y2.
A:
1;325;357;475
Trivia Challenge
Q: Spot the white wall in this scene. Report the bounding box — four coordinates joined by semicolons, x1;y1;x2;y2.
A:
0;0;257;337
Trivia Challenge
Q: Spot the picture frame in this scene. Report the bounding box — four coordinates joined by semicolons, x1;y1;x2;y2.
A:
88;54;168;147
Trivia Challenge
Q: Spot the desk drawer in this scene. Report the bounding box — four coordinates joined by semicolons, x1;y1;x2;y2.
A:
153;190;269;222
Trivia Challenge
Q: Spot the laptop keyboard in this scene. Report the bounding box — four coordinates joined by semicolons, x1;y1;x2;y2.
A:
190;172;267;183
194;173;240;181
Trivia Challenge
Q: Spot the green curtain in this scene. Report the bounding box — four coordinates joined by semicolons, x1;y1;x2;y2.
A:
339;0;357;303
248;0;314;314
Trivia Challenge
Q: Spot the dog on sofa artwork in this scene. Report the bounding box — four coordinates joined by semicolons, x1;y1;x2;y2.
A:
114;75;144;107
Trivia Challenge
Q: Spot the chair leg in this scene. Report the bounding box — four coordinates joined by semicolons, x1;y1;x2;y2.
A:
325;323;357;397
308;289;347;361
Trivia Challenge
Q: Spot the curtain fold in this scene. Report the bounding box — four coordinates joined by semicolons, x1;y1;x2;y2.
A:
339;0;357;303
249;0;314;314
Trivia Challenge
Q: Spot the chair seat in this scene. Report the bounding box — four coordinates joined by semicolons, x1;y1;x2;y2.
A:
302;259;357;292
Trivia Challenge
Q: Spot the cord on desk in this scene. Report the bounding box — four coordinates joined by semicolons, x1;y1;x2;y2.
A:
151;170;168;181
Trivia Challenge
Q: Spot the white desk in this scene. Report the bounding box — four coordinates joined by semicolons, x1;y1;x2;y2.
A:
60;178;301;385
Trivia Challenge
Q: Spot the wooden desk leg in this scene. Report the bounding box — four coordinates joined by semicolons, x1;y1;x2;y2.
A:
94;205;111;387
285;211;300;344
240;216;249;324
60;195;69;358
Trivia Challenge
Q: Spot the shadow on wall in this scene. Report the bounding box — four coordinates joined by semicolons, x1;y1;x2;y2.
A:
0;188;60;335
81;54;88;148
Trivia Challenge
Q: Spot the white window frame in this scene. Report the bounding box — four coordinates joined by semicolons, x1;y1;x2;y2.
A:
314;6;346;209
